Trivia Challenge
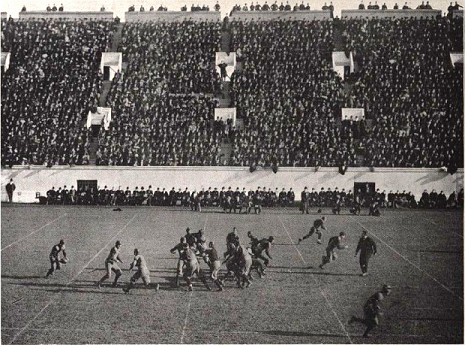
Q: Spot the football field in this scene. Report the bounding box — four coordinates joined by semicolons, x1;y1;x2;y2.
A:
1;205;463;344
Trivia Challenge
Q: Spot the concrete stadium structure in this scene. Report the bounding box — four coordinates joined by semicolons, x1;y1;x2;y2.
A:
1;166;462;203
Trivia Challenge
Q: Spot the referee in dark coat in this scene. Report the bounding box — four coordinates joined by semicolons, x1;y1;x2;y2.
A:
355;230;377;276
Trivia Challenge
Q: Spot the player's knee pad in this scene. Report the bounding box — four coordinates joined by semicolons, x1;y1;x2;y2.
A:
116;270;122;277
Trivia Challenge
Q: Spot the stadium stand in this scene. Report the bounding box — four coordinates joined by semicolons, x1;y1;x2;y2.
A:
1;19;114;166
97;21;227;166
1;7;463;173
342;17;463;169
229;20;357;167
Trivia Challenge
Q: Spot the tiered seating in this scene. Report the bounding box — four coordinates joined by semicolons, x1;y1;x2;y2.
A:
97;21;227;166
229;20;356;167
1;20;114;166
342;17;463;168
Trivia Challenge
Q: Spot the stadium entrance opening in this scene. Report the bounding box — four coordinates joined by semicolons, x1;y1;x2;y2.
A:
77;180;98;193
354;182;375;204
103;66;110;81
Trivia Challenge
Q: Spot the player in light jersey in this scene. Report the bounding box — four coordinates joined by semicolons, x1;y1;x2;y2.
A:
182;245;211;291
45;239;67;278
97;240;123;288
122;249;151;294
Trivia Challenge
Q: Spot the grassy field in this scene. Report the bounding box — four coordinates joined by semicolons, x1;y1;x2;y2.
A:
1;205;463;344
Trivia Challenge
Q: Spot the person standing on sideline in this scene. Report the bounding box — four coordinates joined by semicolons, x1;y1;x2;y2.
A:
355;230;377;276
300;187;310;214
6;179;16;202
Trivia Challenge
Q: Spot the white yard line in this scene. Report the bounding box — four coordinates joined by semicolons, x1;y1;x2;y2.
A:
180;291;193;344
180;213;209;344
7;214;138;345
278;216;353;344
2;214;68;251
350;216;462;301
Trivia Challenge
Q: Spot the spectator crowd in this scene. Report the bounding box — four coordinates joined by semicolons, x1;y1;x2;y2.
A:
1;13;462;171
342;17;463;169
43;184;463;211
229;20;357;168
1;19;114;166
97;21;226;166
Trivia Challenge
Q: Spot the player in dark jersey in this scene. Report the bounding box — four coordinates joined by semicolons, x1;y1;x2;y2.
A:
349;286;390;337
355;230;377;276
45;239;67;278
170;237;188;286
225;227;240;257
247;231;259;248
203;241;223;291
319;232;348;269
184;227;196;247
298;217;327;245
252;236;274;266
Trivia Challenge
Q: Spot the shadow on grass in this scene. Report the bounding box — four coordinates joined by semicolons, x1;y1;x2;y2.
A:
2;275;45;280
262;330;348;338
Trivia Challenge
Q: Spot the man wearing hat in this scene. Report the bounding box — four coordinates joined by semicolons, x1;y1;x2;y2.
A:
98;240;123;288
354;230;377;276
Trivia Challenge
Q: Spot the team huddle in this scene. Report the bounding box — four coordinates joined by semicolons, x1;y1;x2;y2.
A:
45;217;386;338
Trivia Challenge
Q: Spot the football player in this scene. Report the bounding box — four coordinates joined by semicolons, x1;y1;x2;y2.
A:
170;237;188;287
182;245;211;291
45;239;67;278
252;236;274;266
319;232;348;269
349;287;390;337
97;240;123;288
298;216;327;244
203;241;223;291
122;248;151;294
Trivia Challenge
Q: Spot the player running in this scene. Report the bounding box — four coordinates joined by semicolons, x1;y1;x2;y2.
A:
97;240;123;288
319;232;348;269
170;237;188;287
298;216;327;244
45;239;67;278
349;285;391;338
122;248;151;294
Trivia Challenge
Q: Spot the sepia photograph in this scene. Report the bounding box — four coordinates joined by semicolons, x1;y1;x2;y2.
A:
1;0;463;343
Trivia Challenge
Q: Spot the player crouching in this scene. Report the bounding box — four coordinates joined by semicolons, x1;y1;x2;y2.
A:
45;239;68;278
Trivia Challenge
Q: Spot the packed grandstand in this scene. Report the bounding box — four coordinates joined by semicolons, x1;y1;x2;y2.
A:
1;4;463;172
